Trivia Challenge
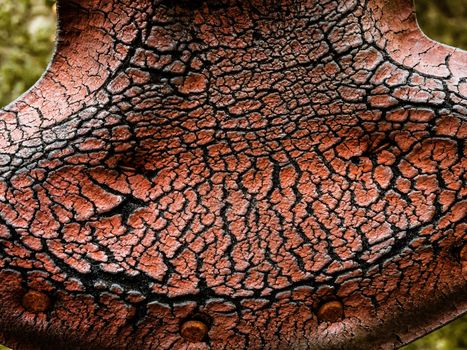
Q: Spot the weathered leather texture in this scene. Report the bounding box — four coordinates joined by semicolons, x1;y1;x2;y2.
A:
0;0;465;349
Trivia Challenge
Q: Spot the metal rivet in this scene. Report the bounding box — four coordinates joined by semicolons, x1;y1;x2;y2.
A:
180;320;209;342
21;290;51;313
317;300;344;323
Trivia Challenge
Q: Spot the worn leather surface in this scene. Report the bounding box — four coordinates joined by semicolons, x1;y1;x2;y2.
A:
0;0;466;349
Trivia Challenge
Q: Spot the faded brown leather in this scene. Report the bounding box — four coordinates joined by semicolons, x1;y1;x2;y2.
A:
0;0;466;349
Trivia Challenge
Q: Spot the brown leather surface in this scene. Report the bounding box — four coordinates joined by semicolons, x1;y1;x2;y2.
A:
0;0;465;349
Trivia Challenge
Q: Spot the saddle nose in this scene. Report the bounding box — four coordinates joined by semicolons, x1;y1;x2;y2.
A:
0;0;466;349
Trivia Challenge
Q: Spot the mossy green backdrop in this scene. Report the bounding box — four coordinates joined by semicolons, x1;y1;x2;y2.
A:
0;0;56;108
0;0;465;349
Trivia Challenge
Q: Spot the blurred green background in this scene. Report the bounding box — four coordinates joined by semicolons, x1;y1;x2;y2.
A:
0;0;56;108
0;0;465;349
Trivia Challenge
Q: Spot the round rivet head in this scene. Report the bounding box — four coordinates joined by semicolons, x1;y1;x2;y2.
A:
21;290;51;313
317;300;344;323
180;320;209;342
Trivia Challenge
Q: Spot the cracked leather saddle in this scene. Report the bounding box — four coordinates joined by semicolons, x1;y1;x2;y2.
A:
0;0;466;349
